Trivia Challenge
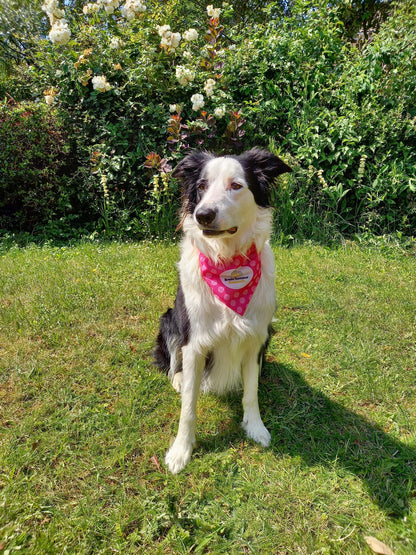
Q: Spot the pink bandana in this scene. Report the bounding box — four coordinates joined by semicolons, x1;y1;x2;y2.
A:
199;243;261;315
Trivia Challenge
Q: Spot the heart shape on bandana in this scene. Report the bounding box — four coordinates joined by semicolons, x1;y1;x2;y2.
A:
220;266;254;289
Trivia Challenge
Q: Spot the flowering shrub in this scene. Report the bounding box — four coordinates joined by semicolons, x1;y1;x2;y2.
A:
27;0;251;236
2;0;414;239
39;0;237;137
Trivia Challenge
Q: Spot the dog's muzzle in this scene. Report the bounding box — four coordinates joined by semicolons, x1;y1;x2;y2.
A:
195;207;238;236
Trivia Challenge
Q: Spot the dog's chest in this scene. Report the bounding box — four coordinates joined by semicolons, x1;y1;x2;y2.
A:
182;264;275;346
178;238;276;344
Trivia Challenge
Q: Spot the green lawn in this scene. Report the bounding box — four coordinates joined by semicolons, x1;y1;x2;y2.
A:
0;240;415;553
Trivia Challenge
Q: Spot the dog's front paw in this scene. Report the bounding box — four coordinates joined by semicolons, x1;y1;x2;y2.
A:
242;419;271;447
165;439;194;474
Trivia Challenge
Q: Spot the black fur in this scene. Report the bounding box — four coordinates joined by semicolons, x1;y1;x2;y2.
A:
172;148;292;213
172;150;214;215
236;148;293;207
154;280;190;373
257;323;274;366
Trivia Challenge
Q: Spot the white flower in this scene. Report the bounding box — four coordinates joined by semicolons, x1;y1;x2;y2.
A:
161;32;181;50
92;75;112;92
204;78;216;97
42;0;58;15
183;28;198;41
120;0;146;20
207;5;221;18
97;0;121;13
175;66;195;86
109;36;124;49
83;3;99;15
156;24;171;37
45;94;55;106
157;25;181;52
170;104;180;113
44;86;58;104
42;0;64;24
49;18;71;45
183;50;192;60
214;106;226;118
191;93;204;111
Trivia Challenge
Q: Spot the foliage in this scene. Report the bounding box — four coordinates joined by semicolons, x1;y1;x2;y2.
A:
226;0;416;239
12;0;251;238
0;0;45;72
0;100;77;231
0;0;415;240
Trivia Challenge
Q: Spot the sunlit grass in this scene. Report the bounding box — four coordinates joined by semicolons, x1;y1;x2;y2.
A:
0;240;415;553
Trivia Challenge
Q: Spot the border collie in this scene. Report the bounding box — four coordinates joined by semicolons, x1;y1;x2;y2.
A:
155;148;292;474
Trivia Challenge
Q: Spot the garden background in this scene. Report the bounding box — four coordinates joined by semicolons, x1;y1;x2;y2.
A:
1;1;416;554
0;0;415;243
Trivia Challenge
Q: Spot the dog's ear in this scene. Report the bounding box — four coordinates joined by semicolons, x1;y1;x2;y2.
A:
173;151;214;214
238;148;292;207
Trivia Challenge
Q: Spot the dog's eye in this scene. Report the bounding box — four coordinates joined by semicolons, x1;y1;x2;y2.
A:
197;181;208;191
230;182;243;191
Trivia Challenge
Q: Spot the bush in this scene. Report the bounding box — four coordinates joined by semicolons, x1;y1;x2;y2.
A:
224;0;416;238
20;1;251;238
1;0;415;240
0;100;75;231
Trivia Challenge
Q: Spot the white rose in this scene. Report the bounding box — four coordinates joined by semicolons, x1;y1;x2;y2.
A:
214;106;226;118
170;32;181;49
120;0;146;19
49;19;71;45
183;28;198;41
83;3;99;14
156;25;171;37
109;36;124;49
191;93;204;111
175;66;195;86
92;75;112;92
207;5;221;18
204;78;216;97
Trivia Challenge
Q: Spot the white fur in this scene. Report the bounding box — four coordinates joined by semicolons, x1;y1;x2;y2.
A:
165;156;276;474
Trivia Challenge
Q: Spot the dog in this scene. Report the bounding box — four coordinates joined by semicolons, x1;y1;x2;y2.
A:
155;148;292;474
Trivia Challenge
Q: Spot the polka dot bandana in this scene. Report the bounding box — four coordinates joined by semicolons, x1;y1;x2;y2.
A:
199;243;261;315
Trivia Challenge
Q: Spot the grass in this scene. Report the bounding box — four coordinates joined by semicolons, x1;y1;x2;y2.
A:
0;239;415;554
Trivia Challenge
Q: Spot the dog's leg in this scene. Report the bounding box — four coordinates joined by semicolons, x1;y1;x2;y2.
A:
241;353;271;447
165;344;204;474
168;345;183;393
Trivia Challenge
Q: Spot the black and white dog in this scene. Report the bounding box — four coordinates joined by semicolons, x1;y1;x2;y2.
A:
155;148;292;474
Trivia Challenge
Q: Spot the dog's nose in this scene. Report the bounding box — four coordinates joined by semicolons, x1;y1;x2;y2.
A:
195;207;217;226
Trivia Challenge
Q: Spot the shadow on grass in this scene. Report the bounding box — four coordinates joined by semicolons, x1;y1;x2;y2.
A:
199;362;416;518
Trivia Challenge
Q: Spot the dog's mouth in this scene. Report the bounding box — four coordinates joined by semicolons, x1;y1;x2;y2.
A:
202;227;238;237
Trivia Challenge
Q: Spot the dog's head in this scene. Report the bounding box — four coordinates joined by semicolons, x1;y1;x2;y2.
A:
173;148;292;240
